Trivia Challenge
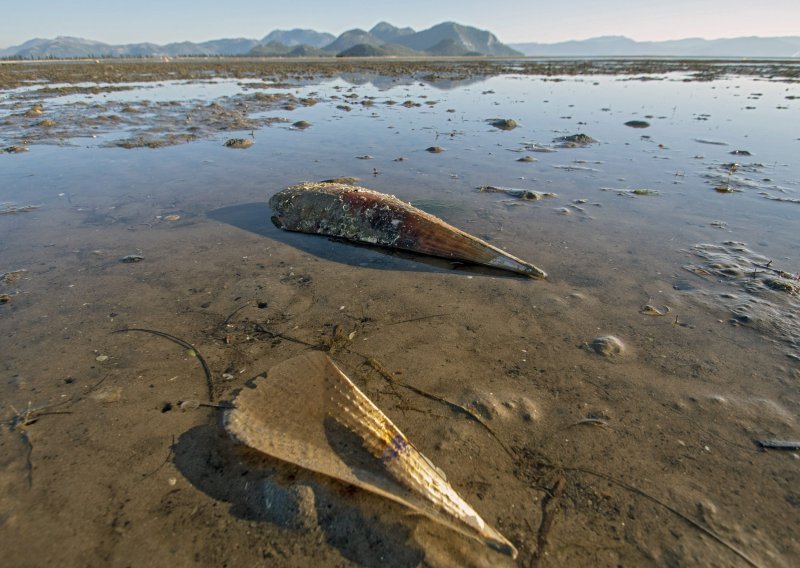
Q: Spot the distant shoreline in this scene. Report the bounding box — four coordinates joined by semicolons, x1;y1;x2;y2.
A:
2;57;799;91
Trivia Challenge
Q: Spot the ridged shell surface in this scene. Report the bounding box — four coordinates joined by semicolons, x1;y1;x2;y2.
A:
225;351;517;558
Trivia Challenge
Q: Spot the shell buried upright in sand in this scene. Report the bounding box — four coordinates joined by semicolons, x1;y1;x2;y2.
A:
225;351;518;558
269;182;546;278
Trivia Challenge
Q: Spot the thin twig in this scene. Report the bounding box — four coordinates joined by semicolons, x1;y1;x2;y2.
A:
113;328;214;402
143;435;175;478
531;477;566;567
252;323;315;347
384;313;451;327
359;354;516;460
569;418;610;429
564;466;761;568
222;303;249;325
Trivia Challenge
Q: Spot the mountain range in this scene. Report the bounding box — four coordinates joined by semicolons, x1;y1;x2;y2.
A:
509;35;800;57
0;22;520;59
3;23;799;60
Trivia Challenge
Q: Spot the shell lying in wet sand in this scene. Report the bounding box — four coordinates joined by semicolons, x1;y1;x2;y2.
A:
225;351;517;558
269;182;546;278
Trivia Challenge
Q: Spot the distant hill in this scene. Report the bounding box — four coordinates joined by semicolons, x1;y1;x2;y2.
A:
369;22;415;44
336;42;421;58
248;42;329;58
322;29;384;53
337;44;392;58
510;35;800;57
285;45;329;58
247;41;294;57
392;22;521;56
0;35;259;58
261;29;335;49
324;21;521;57
426;38;482;57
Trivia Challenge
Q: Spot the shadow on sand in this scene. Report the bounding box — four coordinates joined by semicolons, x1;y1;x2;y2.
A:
173;421;426;567
207;202;525;280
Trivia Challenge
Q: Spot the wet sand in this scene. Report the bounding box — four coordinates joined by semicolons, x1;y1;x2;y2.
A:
1;59;799;567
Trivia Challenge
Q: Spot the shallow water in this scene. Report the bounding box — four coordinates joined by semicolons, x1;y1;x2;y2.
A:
1;63;799;567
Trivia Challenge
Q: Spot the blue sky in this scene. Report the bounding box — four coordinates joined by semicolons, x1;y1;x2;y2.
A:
1;0;798;48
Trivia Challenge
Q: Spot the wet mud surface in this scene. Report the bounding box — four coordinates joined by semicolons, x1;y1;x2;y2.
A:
1;58;799;567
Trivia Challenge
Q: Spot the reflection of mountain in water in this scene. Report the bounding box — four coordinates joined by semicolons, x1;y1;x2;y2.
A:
335;71;490;91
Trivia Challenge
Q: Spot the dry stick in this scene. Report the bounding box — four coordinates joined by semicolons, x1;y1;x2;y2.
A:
752;261;799;280
359;354;516;461
222;303;250;325
143;435;175;478
252;323;315;347
5;376;108;431
113;328;214;402
563;465;761;568
384;313;451;326
531;476;567;568
3;376;111;488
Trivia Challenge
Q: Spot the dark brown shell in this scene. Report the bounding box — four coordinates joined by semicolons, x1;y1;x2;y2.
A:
269;182;546;278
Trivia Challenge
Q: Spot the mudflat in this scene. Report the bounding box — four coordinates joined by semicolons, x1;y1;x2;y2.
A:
1;58;798;567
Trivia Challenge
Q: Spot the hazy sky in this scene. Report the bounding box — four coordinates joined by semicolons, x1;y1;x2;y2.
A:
2;0;799;48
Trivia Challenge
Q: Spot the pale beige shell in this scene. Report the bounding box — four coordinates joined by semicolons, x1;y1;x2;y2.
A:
225;351;517;558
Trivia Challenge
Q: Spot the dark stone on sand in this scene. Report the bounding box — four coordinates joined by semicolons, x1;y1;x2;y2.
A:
730;149;751;156
554;133;596;147
119;255;144;263
624;120;650;128
24;104;44;117
426;146;444;153
292;120;311;129
488;118;517;130
3;145;29;153
224;138;253;149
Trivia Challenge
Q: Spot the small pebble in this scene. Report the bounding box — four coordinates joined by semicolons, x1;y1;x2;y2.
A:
223;138;253;149
489;118;517;130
